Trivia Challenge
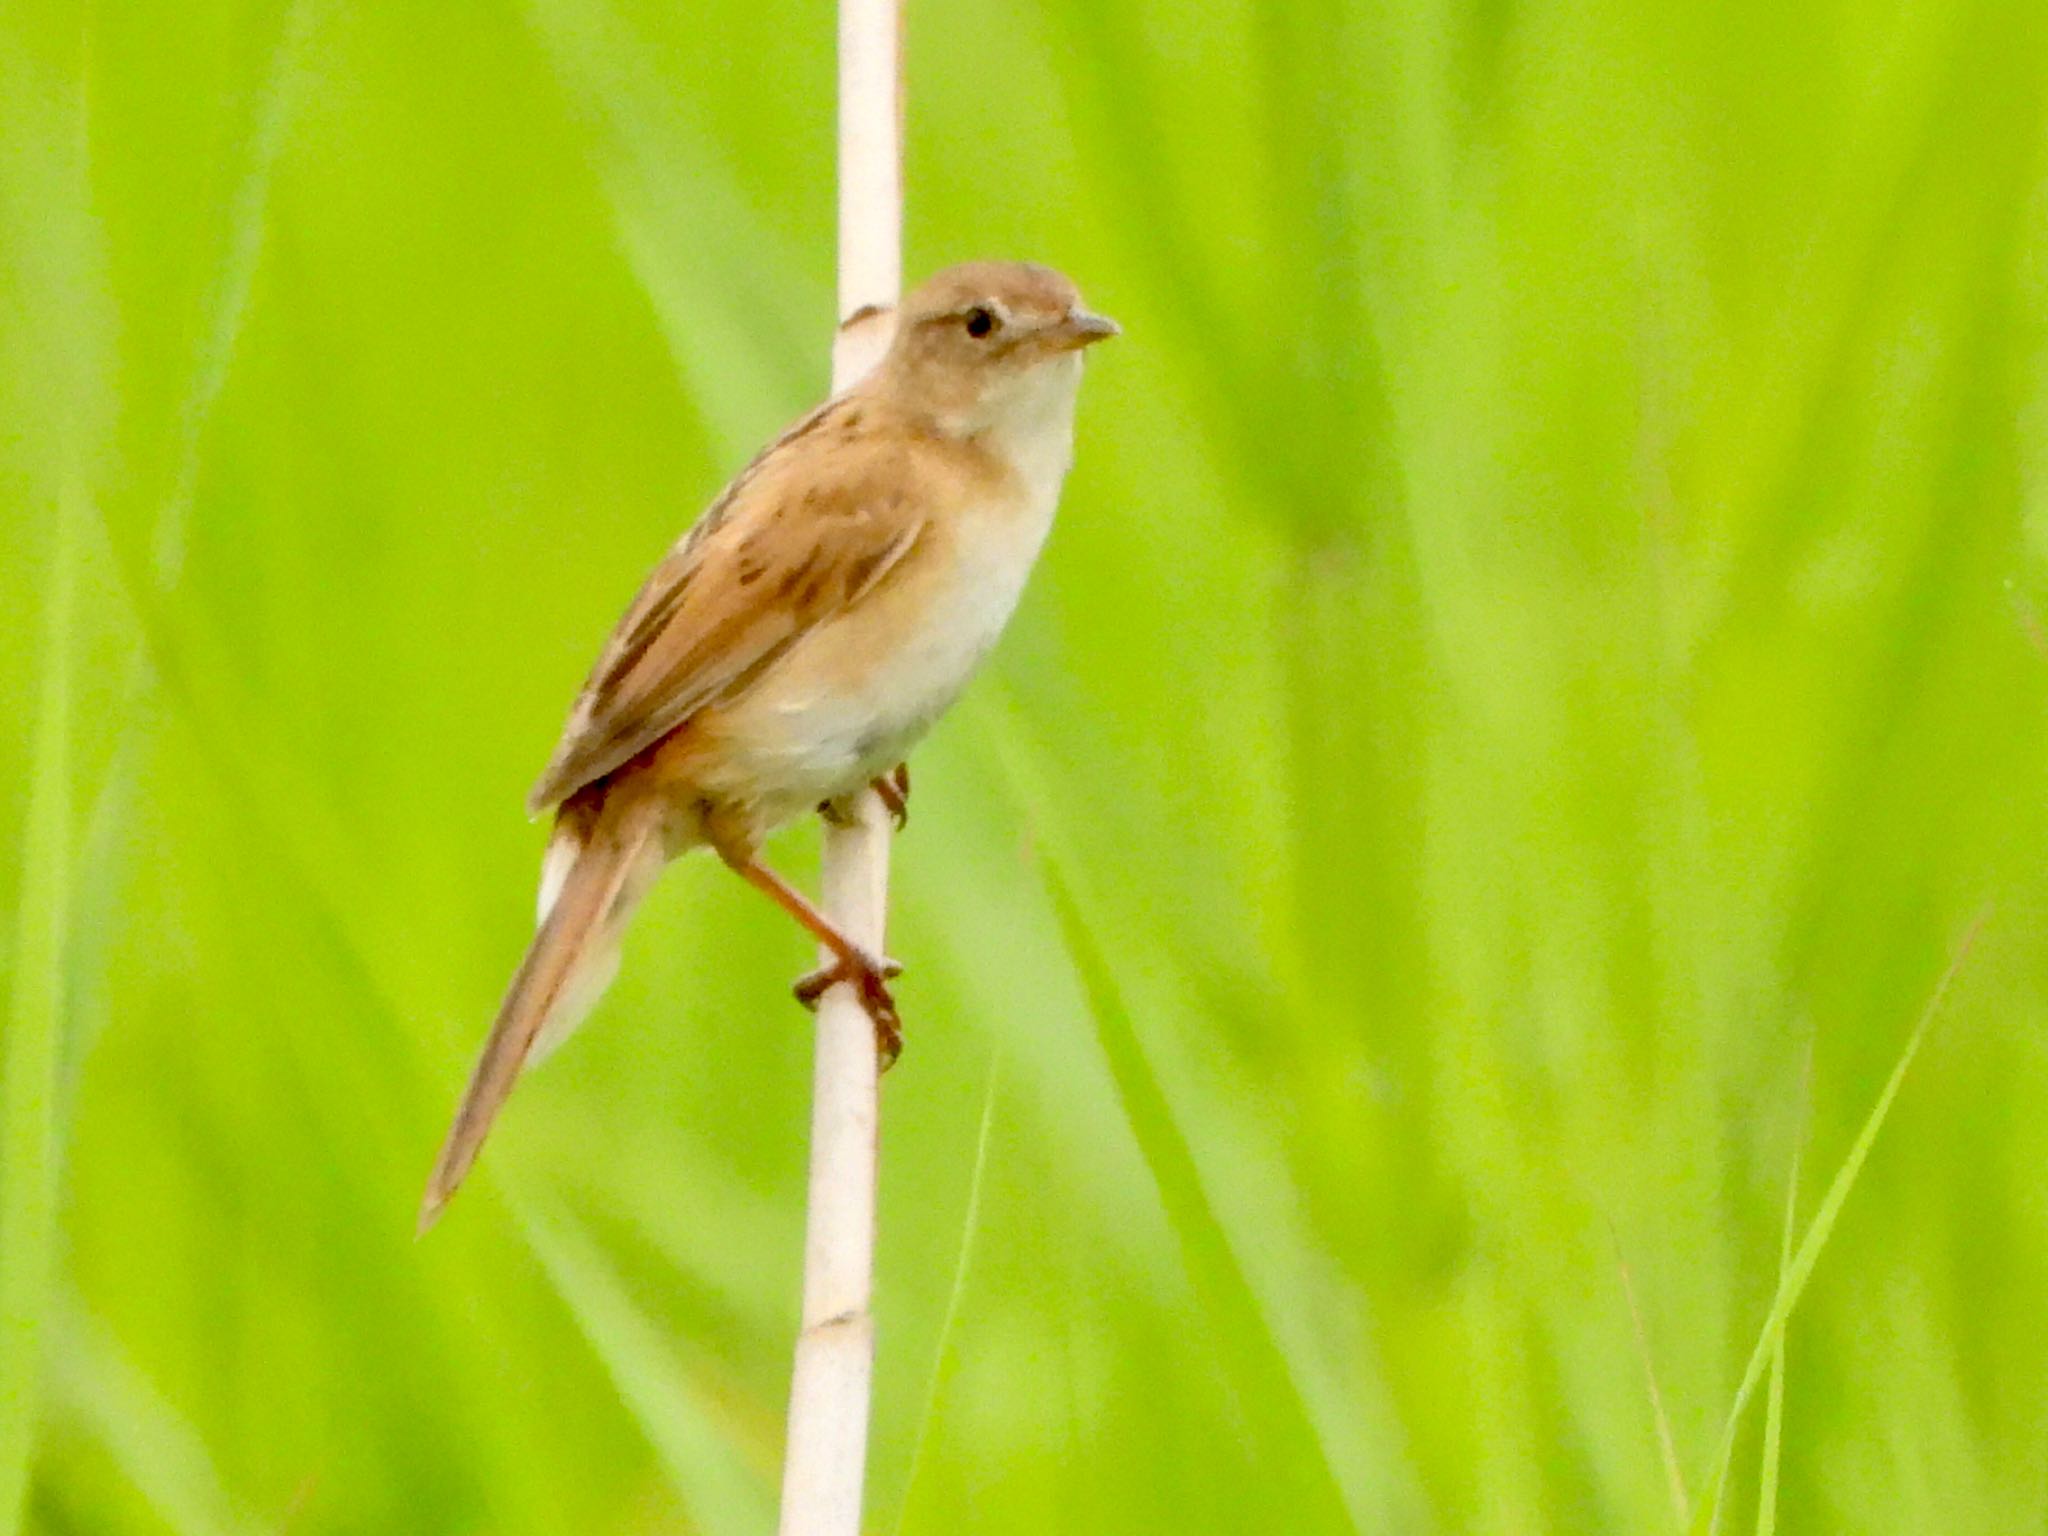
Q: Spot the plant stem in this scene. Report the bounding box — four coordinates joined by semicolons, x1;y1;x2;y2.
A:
773;2;900;1532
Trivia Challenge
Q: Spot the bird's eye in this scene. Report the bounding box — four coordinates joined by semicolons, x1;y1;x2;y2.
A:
962;305;997;339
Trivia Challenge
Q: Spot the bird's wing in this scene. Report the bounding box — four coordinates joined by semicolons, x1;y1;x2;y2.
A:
527;402;928;814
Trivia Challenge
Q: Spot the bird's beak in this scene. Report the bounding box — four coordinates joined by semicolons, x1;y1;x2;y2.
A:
1048;307;1121;350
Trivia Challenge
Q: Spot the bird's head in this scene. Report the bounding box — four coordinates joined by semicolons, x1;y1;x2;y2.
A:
875;261;1117;437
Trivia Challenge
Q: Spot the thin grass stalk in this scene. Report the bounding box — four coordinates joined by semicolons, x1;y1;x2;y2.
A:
0;489;78;1536
773;1;901;1531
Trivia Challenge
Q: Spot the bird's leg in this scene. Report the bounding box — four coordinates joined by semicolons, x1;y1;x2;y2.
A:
818;761;911;831
724;852;903;1065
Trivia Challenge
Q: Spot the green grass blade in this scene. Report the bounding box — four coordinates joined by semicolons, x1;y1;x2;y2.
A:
0;493;77;1536
47;1300;261;1536
148;0;319;584
1690;915;1986;1535
1755;1062;1807;1536
516;0;816;449
513;1197;773;1536
1039;854;1358;1536
1612;1234;1689;1529
894;1054;1001;1532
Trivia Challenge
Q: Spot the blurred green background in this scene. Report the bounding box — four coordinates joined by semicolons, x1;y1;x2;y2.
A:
4;0;2046;1531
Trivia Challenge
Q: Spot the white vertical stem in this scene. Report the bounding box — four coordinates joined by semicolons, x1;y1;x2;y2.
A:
775;1;900;1533
832;0;902;388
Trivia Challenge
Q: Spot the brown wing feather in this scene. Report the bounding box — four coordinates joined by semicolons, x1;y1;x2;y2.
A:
527;398;928;814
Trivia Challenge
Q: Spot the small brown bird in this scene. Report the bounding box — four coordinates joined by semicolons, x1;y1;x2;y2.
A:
420;260;1115;1227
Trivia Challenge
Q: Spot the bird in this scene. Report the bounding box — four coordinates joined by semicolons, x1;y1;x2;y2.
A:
418;260;1116;1228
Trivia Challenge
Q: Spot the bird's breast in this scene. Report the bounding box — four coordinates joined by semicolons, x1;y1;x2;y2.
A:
870;484;1057;721
694;474;1063;821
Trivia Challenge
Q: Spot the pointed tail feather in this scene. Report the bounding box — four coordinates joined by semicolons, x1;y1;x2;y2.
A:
418;805;650;1232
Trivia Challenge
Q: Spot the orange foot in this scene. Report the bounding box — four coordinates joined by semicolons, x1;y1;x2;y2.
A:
793;950;904;1067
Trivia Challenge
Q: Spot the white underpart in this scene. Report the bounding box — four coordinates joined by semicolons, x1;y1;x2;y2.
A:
753;352;1082;810
973;348;1083;493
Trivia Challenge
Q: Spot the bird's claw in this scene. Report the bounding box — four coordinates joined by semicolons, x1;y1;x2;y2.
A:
817;763;911;831
793;950;905;1067
872;763;910;830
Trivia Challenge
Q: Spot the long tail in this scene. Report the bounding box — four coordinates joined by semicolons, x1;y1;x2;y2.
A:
418;800;653;1232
